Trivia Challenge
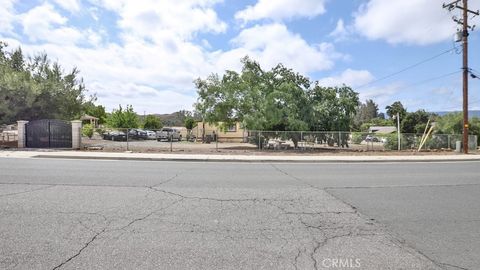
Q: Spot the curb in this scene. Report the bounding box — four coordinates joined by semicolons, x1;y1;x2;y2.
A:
32;154;480;163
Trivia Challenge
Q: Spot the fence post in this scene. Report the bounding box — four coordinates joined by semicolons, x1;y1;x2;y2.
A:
71;120;82;149
170;134;173;152
126;128;129;151
447;135;451;149
338;131;341;147
17;120;29;148
258;131;261;150
216;130;218;152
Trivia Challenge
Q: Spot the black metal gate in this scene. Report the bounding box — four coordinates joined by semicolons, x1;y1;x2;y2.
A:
26;119;72;148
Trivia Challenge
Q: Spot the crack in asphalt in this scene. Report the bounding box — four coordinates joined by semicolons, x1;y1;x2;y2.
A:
149;172;183;188
115;198;184;233
5;163;454;269
52;227;107;270
441;262;471;270
293;248;303;270
269;164;322;191
148;186;295;203
0;185;55;198
51;197;185;269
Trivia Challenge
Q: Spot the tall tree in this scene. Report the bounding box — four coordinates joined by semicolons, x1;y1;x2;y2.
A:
195;57;359;133
353;99;379;130
0;42;90;124
385;101;407;119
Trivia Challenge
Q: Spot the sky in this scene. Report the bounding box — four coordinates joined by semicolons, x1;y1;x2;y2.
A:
1;0;479;114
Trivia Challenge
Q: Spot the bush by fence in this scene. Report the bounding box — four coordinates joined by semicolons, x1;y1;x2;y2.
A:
80;128;478;152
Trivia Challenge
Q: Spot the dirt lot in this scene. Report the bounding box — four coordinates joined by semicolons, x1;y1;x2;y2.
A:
82;137;463;156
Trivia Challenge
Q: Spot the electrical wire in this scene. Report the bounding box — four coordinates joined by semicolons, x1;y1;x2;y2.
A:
394;70;462;92
356;46;460;89
469;68;480;79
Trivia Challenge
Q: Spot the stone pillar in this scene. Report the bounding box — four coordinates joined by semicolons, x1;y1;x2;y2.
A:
71;120;82;150
17;120;29;148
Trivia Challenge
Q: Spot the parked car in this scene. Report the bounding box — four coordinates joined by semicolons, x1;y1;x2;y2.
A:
128;129;148;140
102;130;127;141
145;130;157;140
365;135;380;142
157;128;182;141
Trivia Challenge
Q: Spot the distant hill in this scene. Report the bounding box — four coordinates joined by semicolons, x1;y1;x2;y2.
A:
140;110;199;127
433;110;480;118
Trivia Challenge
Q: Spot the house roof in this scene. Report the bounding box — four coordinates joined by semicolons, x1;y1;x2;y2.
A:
368;126;397;134
80;114;99;121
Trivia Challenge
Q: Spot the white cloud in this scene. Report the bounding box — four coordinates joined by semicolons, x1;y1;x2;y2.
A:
216;23;341;74
318;69;375;88
21;4;84;45
359;83;400;107
92;0;227;40
317;69;405;109
52;0;81;12
329;19;353;42
1;1;345;114
0;0;17;33
353;0;476;45
235;0;326;23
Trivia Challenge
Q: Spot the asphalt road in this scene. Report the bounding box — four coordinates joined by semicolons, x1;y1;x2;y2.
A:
0;158;479;270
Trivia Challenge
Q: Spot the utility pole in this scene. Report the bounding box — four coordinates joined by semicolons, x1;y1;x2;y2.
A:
397;112;401;151
443;0;479;154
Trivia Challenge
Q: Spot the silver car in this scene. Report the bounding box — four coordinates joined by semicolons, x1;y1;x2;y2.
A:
145;130;157;140
156;128;182;141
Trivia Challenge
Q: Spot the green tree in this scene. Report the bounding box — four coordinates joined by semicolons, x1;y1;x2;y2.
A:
353;99;378;130
10;47;24;72
184;116;196;130
435;112;480;134
83;101;107;124
385;101;407;120
195;57;359;133
195;57;359;147
401;110;432;134
106;105;139;128
0;42;90;124
143;115;162;130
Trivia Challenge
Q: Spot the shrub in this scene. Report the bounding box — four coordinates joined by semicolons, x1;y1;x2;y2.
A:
351;133;364;144
82;123;94;138
383;133;414;150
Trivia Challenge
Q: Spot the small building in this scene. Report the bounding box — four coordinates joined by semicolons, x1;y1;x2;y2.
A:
80;114;99;128
368;126;397;134
192;122;246;143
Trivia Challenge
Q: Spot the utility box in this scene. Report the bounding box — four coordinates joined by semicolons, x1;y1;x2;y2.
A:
455;141;462;153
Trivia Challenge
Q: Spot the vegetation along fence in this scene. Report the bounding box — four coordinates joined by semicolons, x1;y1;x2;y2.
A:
248;131;478;151
80;127;478;153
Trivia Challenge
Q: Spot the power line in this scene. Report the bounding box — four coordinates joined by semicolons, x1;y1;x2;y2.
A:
399;70;462;90
356;46;460;89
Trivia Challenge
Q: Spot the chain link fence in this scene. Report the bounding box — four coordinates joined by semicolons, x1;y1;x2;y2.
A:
0;131;18;148
248;131;478;152
81;128;478;153
82;127;242;153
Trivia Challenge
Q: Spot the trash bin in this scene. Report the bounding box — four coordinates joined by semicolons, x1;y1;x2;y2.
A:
455;141;462;153
205;135;212;144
